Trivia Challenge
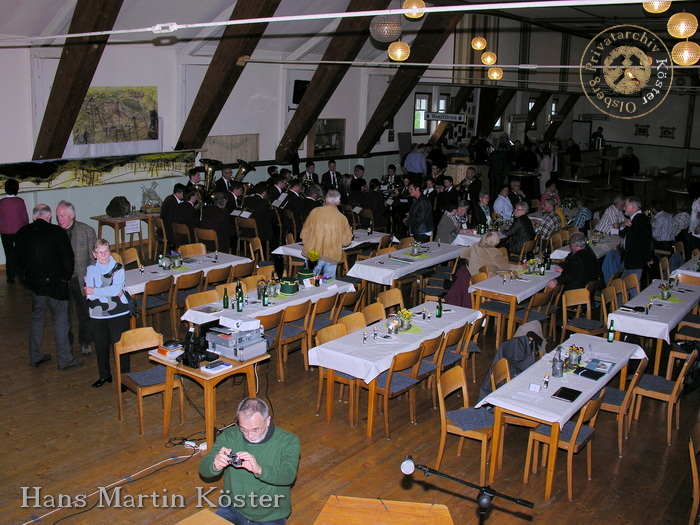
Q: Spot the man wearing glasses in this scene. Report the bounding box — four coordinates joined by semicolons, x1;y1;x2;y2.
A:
200;398;300;524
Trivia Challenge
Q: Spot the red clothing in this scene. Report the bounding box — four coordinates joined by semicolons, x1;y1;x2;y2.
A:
0;195;29;234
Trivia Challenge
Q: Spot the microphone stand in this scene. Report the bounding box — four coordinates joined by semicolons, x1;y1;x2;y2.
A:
412;462;534;525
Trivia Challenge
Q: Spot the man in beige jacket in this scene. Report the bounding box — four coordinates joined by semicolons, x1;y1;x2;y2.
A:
300;190;352;279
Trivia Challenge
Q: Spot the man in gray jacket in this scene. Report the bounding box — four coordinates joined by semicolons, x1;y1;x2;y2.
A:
57;200;97;356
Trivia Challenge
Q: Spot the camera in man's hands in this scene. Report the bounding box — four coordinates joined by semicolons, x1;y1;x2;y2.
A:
228;452;243;467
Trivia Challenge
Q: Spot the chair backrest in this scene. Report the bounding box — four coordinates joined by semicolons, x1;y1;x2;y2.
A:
420;333;444;364
111;251;122;264
335;288;365;320
679;273;700;286
690;421;700;525
610;278;628;304
550;231;563;251
389;346;423;381
285;232;296;246
668;350;698;403
153;217;168;242
470;272;489;285
362;301;387;326
359;208;374;224
115;327;163;356
239;274;261;294
399;236;415;245
438;365;470;414
249;237;265;264
237;217;258;241
619;358;648;413
315;323;348;346
606;270;623;286
339;311;366;334
232;261;256;279
195;227;218;253
563;288;592;319
172;223;191;244
144;274;173;299
673;240;685;261
659;256;670;280
623;273;640;296
566;389;606;446
378;234;393;250
518;240;536;262
490;358;511;391
310;293;338;322
567;226;579;235
203;265;233;289
179;243;206;257
522;288;554;322
377;288;404;315
559;229;570;245
478;265;493;278
281;300;312;326
377;246;396;256
173;271;204;304
600;285;618;323
693;248;700;258
185;290;219;310
120;247;141;269
255;309;284;333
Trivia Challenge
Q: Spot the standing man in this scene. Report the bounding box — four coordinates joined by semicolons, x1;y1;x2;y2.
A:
300;190;352;279
301;161;318;184
403;182;433;242
15;204;82;369
215;167;234;194
56;200;97;356
160;183;185;249
173;188;200;245
0;178;29;283
244;182;279;251
403;143;427;178
199;398;300;524
321;160;339;190
618;147;641;194
619;195;653;294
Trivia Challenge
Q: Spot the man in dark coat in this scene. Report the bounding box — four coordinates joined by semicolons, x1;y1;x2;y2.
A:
244;182;279;251
15;204;82;369
404;183;433;242
160;183;185;247
547;232;601;291
173;188;200;245
619;195;653;296
201;192;235;253
503;201;536;257
215;167;234;194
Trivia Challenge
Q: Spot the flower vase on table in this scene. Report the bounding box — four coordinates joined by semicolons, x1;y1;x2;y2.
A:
399;308;413;330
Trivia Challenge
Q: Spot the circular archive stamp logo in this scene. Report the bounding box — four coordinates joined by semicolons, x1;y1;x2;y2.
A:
580;24;673;119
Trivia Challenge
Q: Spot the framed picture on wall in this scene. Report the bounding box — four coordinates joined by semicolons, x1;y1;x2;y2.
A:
660;126;675;139
634;124;649;137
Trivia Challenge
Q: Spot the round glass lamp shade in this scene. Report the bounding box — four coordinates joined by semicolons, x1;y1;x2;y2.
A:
642;1;671;14
672;40;700;65
369;15;402;43
487;67;503;80
388;41;411;61
668;12;698;39
481;51;497;65
471;37;487;50
403;0;426;20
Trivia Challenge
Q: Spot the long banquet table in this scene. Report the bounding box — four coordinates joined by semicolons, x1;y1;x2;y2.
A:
346;242;464;285
477;333;646;500
124;252;252;295
671;253;700;280
308;301;483;436
271;231;397;259
607;279;700;375
549;234;621;261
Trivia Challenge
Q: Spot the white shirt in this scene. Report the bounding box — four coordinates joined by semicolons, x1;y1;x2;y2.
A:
493;195;513;219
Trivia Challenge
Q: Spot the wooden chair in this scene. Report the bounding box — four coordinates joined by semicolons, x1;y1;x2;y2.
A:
358;346;422;439
152;217;169;259
398;236;414;245
610;277;628;305
111;251;122;264
600;285;618;324
623;273;641;298
218;275;260;297
203;265;232;290
133;275;173;334
600;358;648;458
248;237;266;266
435;365;494;485
172;223;191;247
659;256;670;280
524;391;606;501
559;229;570;246
633;349;698;445
475;288;516;348
490;357;511;391
690;421;700;525
510;239;536;263
184;290;219;334
478;265;493;278
195;227;219;253
674;240;686;261
284;233;305;278
276;300;312;381
377;288;404;316
237;217;267;259
513;287;554;336
549;231;563;251
679;273;700;286
120;247;141;270
282;209;298;241
178;243;206;257
362;301;387;326
231;260;256;280
339;312;366;334
257;264;276;281
414;333;444;407
560;288;606;343
170;270;203;339
308;293;339;352
314;324;357;425
692;248;700;259
334;287;366;322
377;246;396;256
255;309;284;368
434;321;470;379
114;327;184;436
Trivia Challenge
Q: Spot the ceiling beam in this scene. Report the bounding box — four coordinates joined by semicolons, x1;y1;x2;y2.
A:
32;0;123;160
428;86;474;146
542;94;579;143
477;88;515;137
175;0;282;152
356;11;464;157
275;0;386;164
524;91;550;132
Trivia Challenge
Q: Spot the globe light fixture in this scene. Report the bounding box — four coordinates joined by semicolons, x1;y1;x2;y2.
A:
369;15;402;43
488;67;503;80
642;1;671;14
388;40;410;61
471;36;487;50
481;51;497;65
402;0;425;20
672;40;700;65
667;12;698;39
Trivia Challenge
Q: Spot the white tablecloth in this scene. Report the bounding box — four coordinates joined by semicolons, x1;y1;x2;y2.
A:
471;269;557;304
476;334;645;426
181;279;356;325
346;242;464;285
271;231;397;258
607;279;700;344
124;253;252;295
308;302;482;383
671;254;700;280
453;231;506;247
550;235;621;261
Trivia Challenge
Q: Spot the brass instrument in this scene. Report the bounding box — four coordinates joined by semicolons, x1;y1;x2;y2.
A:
233;158;256;182
199;157;222;207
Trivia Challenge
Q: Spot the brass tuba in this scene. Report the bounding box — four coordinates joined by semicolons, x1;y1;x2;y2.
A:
234;159;256;182
199;158;222;206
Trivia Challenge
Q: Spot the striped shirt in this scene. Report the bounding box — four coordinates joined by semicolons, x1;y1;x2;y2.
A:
596;204;625;234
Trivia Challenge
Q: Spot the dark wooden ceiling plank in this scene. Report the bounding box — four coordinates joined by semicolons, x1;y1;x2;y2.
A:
274;0;387;164
525;91;551;132
175;0;282;151
542;94;579;143
476;88;515;137
428;86;474;146
32;0;124;160
356;11;464;157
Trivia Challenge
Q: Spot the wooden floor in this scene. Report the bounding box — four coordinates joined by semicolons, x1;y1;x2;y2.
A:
2;242;699;522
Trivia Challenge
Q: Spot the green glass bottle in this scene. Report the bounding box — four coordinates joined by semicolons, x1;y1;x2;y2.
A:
222;287;229;309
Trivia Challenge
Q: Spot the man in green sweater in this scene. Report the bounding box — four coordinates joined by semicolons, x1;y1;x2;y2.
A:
199;398;300;524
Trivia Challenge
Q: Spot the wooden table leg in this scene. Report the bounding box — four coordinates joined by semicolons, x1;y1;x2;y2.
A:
506;298;517;341
544;422;560;500
163;367;175;438
489;407;504;483
653;338;663;376
326;369;335;422
244;364;257;397
203;382;216;450
366;380;377;438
